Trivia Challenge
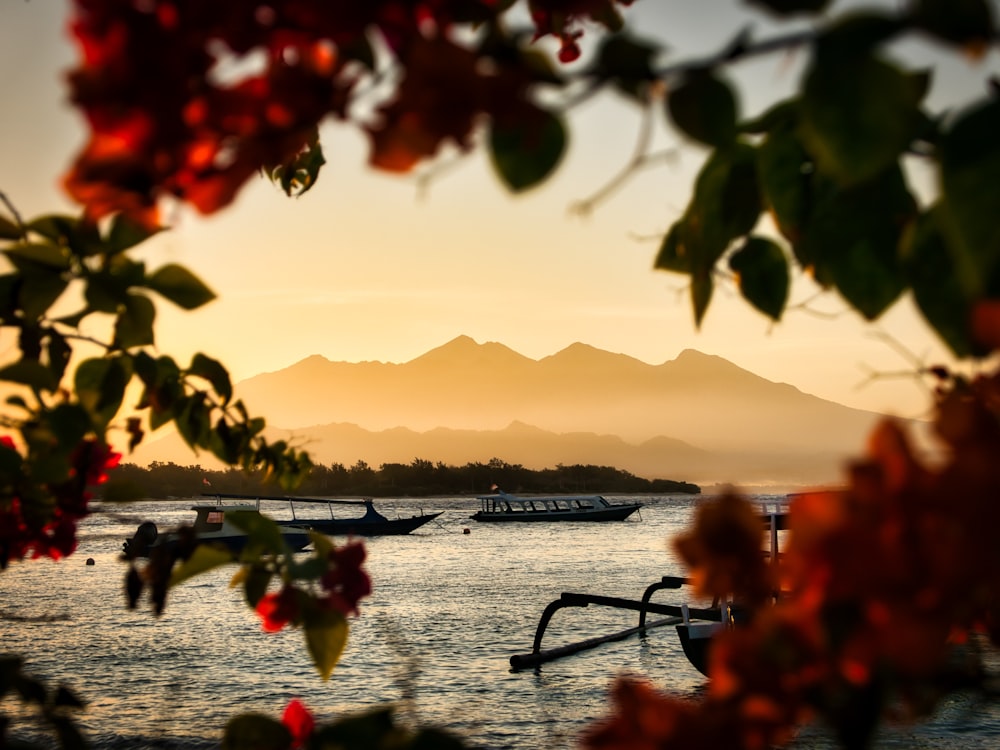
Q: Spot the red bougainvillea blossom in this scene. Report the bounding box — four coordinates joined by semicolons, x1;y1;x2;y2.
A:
63;0;635;225
0;437;120;568
254;539;372;631
282;698;315;749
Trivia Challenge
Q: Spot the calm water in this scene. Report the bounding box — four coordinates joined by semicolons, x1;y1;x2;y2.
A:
1;494;998;749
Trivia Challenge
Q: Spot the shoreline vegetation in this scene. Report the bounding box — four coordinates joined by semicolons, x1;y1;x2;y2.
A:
104;460;701;500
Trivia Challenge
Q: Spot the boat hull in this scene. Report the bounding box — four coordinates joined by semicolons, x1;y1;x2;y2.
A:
471;505;641;522
281;511;442;536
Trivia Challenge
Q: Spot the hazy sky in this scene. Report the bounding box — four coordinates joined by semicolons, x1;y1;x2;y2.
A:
2;0;999;420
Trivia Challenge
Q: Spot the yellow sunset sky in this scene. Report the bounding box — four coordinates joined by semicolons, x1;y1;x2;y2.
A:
2;0;999;421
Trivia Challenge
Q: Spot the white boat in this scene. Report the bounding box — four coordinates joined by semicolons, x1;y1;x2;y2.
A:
123;501;312;557
471;491;642;522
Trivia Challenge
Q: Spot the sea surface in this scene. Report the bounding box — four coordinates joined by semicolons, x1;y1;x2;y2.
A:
1;494;998;749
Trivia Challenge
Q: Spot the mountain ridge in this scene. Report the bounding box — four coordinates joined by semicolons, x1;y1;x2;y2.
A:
127;337;916;487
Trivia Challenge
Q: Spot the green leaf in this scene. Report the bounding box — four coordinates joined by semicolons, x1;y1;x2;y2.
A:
242;565;273;608
729;236;790;320
800;52;925;185
303;606;349;681
757;119;812;244
938;97;1000;299
25;214;77;243
489;107;567;193
113;293;156;349
595;32;661;102
174;394;211;449
0;213;21;240
188;353;232;405
681;142;762;270
911;0;995;49
4;242;70;270
667;70;739;148
147;264;216;310
314;708;399;749
222;713;292;750
10;255;70;319
691;272;714;328
0;360;58;392
746;0;830;15
75;357;132;427
226;510;289;556
801;167;914;319
169;544;234;588
46;404;93;450
46;331;72;385
902;206;979;357
653;223;690;274
108;213;161;254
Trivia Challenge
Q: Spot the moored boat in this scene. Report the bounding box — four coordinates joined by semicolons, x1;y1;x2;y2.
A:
471;490;642;522
207;493;443;537
123;501;312;558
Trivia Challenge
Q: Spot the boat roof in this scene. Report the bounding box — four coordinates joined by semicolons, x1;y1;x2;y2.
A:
202;492;374;506
477;493;606;501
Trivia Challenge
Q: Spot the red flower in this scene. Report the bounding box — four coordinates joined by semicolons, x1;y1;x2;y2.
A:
256;585;301;632
281;698;315;749
320;540;372;616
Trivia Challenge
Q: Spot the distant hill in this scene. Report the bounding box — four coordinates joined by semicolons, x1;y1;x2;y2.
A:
127;337;914;488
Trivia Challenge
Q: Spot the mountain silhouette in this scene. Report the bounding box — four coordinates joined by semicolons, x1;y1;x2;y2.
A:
128;337;914;488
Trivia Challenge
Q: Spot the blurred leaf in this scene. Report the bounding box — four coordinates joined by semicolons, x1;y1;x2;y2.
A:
313;707;398;749
25;214;77;243
227;510;289;556
938;97;1000;298
489;107;566;193
108;213;162;254
902;206;979;357
800;52;925;185
113;293;156;349
15;263;70;319
169;544;234;588
304;607;349;681
745;0;830;15
729;236;790;320
188;353;232;404
242;565;273;608
46;404;93;450
222;713;292;750
911;0;995;49
0;360;58;391
409;728;468;750
595;32;661;101
757;118;812;244
4;242;70;270
53;685;85;708
802;167;915;319
653;223;690;274
678;142;762;271
46;330;72;384
667;70;739;148
174;394;211;448
0;213;21;239
75;357;131;427
692;272;714;328
147;264;216;310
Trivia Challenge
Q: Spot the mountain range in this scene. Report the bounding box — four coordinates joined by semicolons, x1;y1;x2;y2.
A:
129;336;926;489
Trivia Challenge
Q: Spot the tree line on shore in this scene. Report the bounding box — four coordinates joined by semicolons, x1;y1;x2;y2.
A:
107;458;701;500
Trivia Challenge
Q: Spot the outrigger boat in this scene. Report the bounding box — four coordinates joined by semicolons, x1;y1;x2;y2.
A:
509;500;787;674
205;492;443;537
123;500;312;558
472;491;642;522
